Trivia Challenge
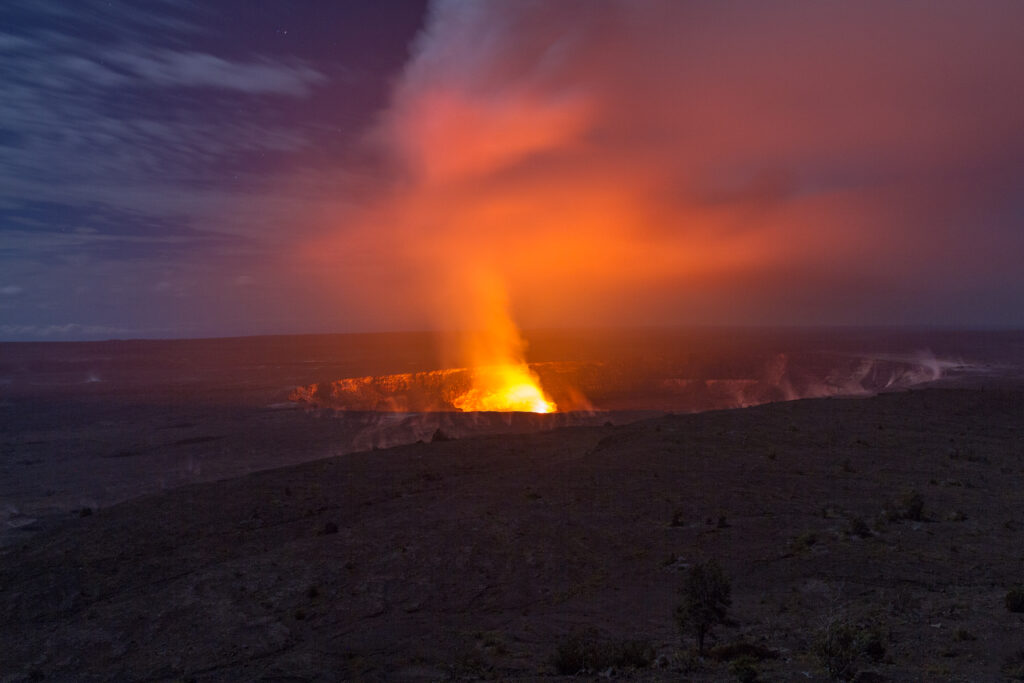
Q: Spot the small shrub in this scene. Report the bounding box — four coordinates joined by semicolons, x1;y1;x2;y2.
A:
900;490;924;521
1006;588;1024;613
814;622;858;680
1005;649;1024;680
730;655;759;682
859;631;885;662
847;517;871;538
615;639;655;668
792;531;818;553
884;490;926;522
669;648;702;673
890;586;916;614
813;619;886;681
552;630;602;674
477;631;508;656
709;641;777;662
551;629;653;674
953;628;976;642
675;560;732;655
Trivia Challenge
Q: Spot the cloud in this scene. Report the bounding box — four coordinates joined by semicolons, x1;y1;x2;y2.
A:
0;0;430;339
306;0;1024;328
106;50;326;96
0;285;23;295
0;201;250;264
0;5;329;229
0;322;135;338
0;2;340;340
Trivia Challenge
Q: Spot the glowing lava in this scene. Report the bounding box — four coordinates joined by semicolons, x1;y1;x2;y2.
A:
449;271;557;413
452;363;556;413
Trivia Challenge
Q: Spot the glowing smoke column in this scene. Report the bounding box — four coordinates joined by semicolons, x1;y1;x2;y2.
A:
359;4;589;413
449;270;555;413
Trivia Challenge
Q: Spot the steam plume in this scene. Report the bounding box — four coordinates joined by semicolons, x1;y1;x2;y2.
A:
305;0;1024;336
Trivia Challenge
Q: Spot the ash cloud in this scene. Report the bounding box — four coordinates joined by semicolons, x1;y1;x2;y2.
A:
311;0;1024;329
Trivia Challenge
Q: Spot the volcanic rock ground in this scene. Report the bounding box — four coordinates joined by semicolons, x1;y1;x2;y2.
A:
3;387;1024;681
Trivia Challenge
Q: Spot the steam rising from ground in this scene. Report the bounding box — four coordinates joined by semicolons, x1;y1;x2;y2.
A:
292;351;956;414
291;349;963;448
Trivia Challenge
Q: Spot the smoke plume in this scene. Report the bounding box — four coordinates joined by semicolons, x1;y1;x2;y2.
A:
304;0;1024;341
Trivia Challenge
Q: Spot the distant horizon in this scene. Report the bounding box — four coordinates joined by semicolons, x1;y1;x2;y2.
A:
3;322;1024;345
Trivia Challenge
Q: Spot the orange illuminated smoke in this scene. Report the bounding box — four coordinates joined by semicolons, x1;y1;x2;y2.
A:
449;271;557;413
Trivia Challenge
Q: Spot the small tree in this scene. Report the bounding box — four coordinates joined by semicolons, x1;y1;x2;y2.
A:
675;559;732;654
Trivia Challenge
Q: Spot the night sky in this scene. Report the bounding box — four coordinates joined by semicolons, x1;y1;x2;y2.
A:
2;1;1023;340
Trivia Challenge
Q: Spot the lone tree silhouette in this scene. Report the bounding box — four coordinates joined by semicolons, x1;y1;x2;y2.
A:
675;559;732;654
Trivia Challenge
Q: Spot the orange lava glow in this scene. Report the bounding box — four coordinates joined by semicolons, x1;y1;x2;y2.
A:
448;271;558;413
452;363;556;413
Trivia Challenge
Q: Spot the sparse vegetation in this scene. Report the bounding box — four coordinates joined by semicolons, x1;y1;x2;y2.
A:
709;641;777;662
812;618;886;681
1005;649;1024;680
729;655;759;682
8;378;1024;680
900;489;925;521
847;516;871;538
821;505;841;519
675;560;732;655
550;629;653;674
474;630;508;656
885;489;925;522
890;586;917;614
666;648;701;673
792;531;818;552
1005;588;1024;613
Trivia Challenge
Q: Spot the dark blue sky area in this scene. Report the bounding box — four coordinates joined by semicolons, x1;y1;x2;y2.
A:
0;0;427;339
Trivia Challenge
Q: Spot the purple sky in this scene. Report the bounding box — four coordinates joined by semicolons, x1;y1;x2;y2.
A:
2;1;1023;340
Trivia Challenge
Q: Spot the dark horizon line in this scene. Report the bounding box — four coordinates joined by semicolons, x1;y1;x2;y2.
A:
3;322;1023;345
